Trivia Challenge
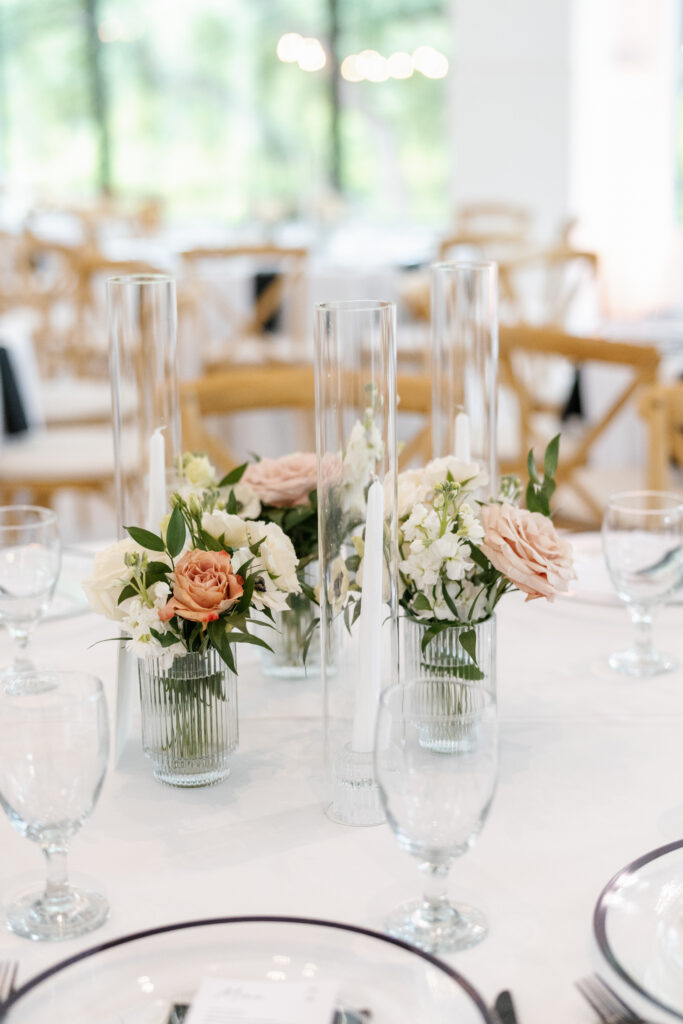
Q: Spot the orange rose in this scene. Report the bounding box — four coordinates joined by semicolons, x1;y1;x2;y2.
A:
243;453;317;507
158;549;243;624
480;503;576;601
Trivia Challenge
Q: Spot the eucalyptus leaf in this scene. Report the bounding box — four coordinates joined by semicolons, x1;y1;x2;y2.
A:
125;526;165;552
218;463;248;487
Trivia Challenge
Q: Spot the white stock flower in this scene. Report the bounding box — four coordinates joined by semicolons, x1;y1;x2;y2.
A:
82;538;146;621
457;502;485;544
121;582;185;668
341;418;384;512
421;456;487;497
394;468;423;518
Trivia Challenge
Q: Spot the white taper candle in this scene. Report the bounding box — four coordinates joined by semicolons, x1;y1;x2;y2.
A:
454;411;471;462
146;427;167;532
352;479;385;753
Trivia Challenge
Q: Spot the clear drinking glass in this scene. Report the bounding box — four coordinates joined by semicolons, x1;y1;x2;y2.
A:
0;671;110;941
374;679;498;953
0;506;61;677
602;490;683;676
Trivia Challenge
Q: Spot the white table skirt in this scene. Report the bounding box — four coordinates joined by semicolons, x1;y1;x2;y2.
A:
1;576;683;1023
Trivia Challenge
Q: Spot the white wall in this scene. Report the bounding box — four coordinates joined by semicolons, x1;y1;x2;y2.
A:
449;0;574;242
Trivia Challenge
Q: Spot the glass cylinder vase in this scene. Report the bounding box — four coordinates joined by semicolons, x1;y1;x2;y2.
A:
260;589;321;680
431;261;498;496
138;648;238;787
314;299;399;826
401;615;496;752
107;273;181;536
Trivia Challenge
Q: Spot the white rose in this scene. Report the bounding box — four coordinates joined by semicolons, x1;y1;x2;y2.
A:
82;538;145;621
395;468;423;519
257;522;300;593
202;510;249;549
181;453;216;489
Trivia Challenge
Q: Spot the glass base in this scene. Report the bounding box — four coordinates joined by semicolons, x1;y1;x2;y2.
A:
327;744;385;827
384;898;487;953
152;762;231;788
608;647;678;677
6;885;109;942
261;662;317;680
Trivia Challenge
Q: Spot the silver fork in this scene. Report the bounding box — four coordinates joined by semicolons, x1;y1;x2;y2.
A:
0;962;18;1010
576;975;651;1024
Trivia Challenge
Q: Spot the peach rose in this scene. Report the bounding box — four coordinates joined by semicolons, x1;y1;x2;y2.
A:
158;549;243;623
242;453;317;508
480;504;576;601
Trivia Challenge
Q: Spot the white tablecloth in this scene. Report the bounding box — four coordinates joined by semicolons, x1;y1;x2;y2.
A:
1;570;683;1023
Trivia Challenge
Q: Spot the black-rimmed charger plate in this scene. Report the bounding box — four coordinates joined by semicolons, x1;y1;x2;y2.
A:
595;839;683;1019
3;914;495;1023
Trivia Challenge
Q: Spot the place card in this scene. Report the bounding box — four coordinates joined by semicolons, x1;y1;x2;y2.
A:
184;979;340;1024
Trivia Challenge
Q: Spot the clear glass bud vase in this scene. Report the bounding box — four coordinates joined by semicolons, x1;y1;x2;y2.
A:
138;648;238;787
400;615;496;752
260;564;321;679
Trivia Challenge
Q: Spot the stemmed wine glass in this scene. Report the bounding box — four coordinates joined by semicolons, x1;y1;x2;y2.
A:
0;670;110;941
602;490;683;676
0;506;61;678
374;679;498;953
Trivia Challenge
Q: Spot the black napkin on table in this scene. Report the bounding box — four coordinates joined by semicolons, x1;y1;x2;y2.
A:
0;345;29;436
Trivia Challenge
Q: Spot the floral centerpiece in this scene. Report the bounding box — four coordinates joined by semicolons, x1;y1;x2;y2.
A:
397;436;575;684
83;481;300;786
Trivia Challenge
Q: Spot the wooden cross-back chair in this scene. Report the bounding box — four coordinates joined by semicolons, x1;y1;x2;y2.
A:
496;246;599;329
638;383;683;492
499;325;660;525
180;365;432;474
178;245;309;372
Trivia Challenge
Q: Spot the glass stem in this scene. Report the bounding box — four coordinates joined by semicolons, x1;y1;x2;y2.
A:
42;844;74;911
628;604;654;660
419;862;455;924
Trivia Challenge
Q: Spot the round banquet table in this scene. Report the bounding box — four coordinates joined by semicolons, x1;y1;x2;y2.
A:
1;564;683;1024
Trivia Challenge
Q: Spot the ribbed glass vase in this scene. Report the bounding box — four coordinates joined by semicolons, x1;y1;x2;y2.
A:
260;591;320;679
400;615;496;752
138;648;238;787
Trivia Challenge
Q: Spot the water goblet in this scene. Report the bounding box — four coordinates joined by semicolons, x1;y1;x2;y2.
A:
0;670;110;941
602;490;683;676
374;679;498;953
0;506;61;677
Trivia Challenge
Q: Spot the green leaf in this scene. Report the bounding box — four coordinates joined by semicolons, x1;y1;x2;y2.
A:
412;593;432;612
441;581;459;619
302;616;320;667
117;584;137;605
226;490;238;515
166;504;186;558
149;628;182;648
218;463;248;487
458;628;478;665
528;448;540;483
146;561;172;576
468;544;490;572
299;581;318;605
350;597;362;628
544;434;560;479
453;663;485;681
207;620;237;673
125;526;165;552
201;531;225;552
225;630;272;653
420;621;453;654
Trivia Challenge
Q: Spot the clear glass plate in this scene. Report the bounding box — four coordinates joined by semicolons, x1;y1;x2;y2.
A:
595;839;683;1019
4;915;494;1024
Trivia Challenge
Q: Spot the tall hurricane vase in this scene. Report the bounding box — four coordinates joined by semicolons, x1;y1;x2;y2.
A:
401;615;496;752
138;648;238;787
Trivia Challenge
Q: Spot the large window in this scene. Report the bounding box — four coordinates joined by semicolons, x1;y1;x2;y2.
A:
0;0;450;224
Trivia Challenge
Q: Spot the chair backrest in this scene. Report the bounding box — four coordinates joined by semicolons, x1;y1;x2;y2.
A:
500;325;660;524
178;245;309;372
639;383;683;491
496;245;600;329
180;365;432;473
